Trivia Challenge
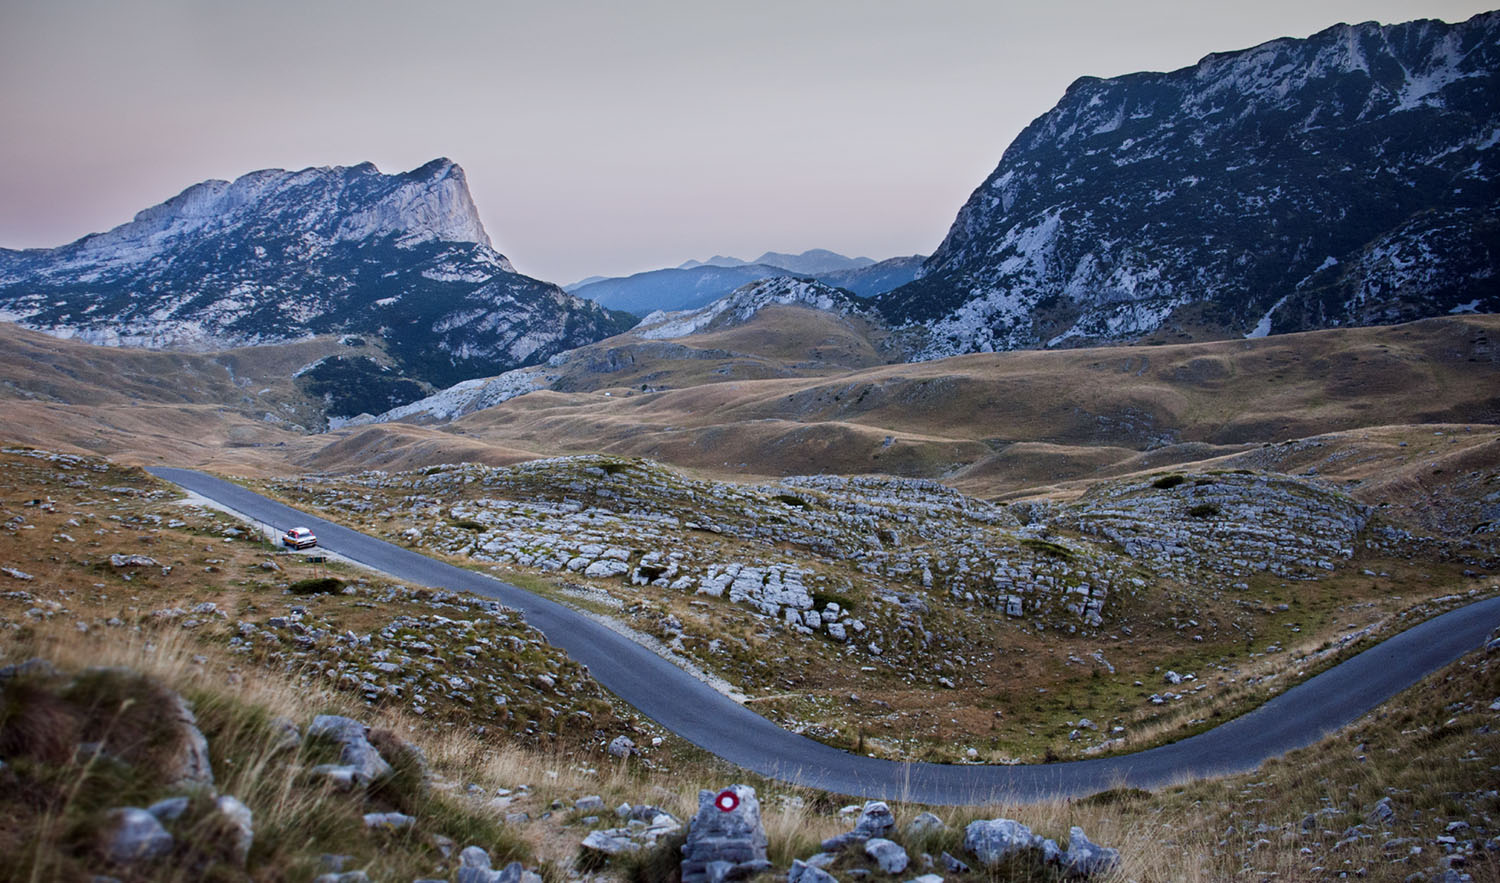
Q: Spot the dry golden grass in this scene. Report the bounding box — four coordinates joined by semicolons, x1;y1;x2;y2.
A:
0;449;1496;882
290;314;1500;493
4;311;1497;497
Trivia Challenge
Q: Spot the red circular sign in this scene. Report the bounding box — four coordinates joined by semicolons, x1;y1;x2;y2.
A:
714;789;739;812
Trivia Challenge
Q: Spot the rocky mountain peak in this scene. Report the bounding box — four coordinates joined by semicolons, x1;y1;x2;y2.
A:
337;157;492;250
882;11;1499;357
634;276;867;341
0;159;631;397
42;160;493;276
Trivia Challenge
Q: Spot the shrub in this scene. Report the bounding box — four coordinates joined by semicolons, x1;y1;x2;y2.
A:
811;590;857;613
1020;537;1074;559
288;577;344;595
1188;503;1221;519
1152;474;1186;489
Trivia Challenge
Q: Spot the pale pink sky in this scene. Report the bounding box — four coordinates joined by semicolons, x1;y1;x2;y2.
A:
1;0;1493;284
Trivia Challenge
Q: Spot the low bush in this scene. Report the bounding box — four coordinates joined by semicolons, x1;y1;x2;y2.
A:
288;577;344;595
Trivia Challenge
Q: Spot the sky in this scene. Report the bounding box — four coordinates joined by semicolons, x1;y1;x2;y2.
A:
1;1;1494;285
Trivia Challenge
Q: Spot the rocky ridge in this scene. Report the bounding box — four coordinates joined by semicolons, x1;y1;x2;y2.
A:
0;159;632;392
879;12;1500;356
571;252;923;316
632;276;873;341
347;276;893;425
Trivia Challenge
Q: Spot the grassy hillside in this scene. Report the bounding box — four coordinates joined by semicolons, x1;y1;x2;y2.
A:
302;315;1500;494
0;448;1495;882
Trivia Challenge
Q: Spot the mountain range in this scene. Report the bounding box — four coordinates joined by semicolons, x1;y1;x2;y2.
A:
0;11;1496;410
676;249;874;273
0;159;633;398
875;11;1500;356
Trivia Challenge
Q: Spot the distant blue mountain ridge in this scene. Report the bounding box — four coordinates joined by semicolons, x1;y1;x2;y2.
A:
569;251;924;316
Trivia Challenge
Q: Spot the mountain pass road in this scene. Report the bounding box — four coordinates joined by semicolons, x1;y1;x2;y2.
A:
149;466;1500;805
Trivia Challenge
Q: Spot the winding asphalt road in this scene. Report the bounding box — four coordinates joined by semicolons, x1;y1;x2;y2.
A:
149;466;1500;806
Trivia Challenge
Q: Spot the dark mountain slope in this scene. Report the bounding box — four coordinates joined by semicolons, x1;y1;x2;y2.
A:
878;13;1500;358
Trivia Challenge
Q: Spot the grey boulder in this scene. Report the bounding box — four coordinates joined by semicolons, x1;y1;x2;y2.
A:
964;818;1045;866
864;838;909;875
308;715;392;784
101;807;173;863
788;860;839;883
214;795;254;866
457;845;527;883
821;800;896;851
1062;826;1119;877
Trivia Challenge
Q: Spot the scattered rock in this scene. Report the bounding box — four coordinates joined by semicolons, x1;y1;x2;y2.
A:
823;800;896;851
607;735;637;758
580;830;639;856
0;657;57;680
146;797;189;821
1368;796;1396;825
361;812;415;830
457;845;529;883
165;691;214;787
905;812;946;837
1061;826;1119;878
864;838;910;875
213;795;255;866
268;716;302;754
789;860;839;883
308;715;392;784
101;807;174;863
963;818;1049;866
108;554;159;568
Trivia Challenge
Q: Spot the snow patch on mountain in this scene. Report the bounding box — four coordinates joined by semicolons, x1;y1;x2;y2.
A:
346;365;554;426
634;276;865;340
878;11;1500;355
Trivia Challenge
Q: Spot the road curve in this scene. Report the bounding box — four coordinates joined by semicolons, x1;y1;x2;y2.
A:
149;466;1500;806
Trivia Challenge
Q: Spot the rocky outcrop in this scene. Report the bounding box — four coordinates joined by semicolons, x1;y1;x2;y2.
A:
822;801;896;851
963;817;1118;877
680;785;771;883
307;714;393;785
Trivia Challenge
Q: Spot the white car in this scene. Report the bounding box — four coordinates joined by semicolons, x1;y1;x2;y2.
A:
282;527;318;550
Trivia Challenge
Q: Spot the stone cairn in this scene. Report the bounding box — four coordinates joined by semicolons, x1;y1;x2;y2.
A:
680;784;772;883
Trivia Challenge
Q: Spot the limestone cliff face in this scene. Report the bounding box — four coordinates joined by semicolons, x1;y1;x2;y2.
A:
0;159;631;389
